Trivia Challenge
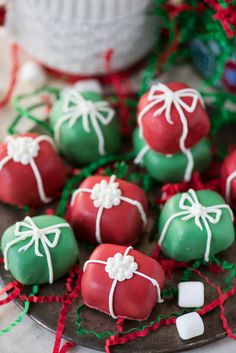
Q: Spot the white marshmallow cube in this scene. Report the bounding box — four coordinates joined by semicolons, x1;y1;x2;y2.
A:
74;79;102;94
178;281;204;308
176;312;204;340
19;61;47;87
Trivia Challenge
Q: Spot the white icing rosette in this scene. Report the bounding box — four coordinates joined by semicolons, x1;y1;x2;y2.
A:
90;178;122;209
71;175;147;244
105;252;138;281
7;136;39;164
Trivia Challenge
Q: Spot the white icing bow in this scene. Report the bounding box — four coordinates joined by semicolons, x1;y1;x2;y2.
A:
137;83;204;181
158;189;233;261
84;246;163;319
54;89;115;155
4;216;70;284
0;135;54;204
71;175;147;244
226;171;236;203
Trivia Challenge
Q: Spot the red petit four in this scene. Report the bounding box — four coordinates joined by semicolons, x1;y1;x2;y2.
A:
0;133;66;206
82;244;165;320
137;82;210;155
69;175;148;245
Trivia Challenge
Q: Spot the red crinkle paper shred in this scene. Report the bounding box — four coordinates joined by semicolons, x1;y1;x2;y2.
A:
0;279;24;305
204;0;236;38
0;43;19;109
157;170;225;207
164;1;236;38
1;248;236;352
0;260;82;353
105;317;176;353
105;262;236;353
0;172;236;353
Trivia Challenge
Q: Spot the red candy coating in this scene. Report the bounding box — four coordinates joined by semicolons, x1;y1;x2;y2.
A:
68;175;148;245
222;149;236;207
0;133;66;207
81;244;165;321
137;82;210;154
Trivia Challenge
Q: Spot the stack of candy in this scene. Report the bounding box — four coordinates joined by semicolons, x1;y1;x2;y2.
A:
222;149;236;209
148;0;236;135
0;79;235;352
0;1;236;350
133;82;212;182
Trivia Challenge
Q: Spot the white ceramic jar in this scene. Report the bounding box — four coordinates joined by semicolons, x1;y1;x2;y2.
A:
5;0;159;75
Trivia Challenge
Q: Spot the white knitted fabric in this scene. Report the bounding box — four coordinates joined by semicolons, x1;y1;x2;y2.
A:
6;0;158;75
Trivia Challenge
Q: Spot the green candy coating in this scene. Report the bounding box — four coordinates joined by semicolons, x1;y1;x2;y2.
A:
1;215;79;285
158;190;235;262
50;91;121;165
133;128;212;182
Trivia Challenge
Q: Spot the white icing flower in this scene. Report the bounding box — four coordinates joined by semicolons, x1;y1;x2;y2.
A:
90;177;122;209
7;137;39;165
105;252;138;281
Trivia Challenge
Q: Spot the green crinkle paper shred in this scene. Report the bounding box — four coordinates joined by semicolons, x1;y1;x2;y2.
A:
76;255;236;339
0;285;38;335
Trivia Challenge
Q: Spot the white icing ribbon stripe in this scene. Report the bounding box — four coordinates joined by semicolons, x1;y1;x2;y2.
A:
71;175;147;244
226;171;236;203
137;83;204;181
55;89;115;155
84;246;163;319
0;135;54;204
4;216;70;284
158;189;234;262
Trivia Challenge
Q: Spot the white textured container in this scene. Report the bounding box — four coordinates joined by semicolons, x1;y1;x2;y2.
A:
5;0;158;75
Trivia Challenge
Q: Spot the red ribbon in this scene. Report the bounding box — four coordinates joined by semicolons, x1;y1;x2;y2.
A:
115;317;125;333
192;268;236;340
105;317;176;353
19;293;63;303
0;264;83;353
58;341;75;353
0;280;23;305
52;266;83;353
105;264;236;353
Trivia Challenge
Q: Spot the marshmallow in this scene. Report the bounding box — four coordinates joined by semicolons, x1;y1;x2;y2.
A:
74;80;102;94
178;281;204;308
176;312;204;340
19;61;47;87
